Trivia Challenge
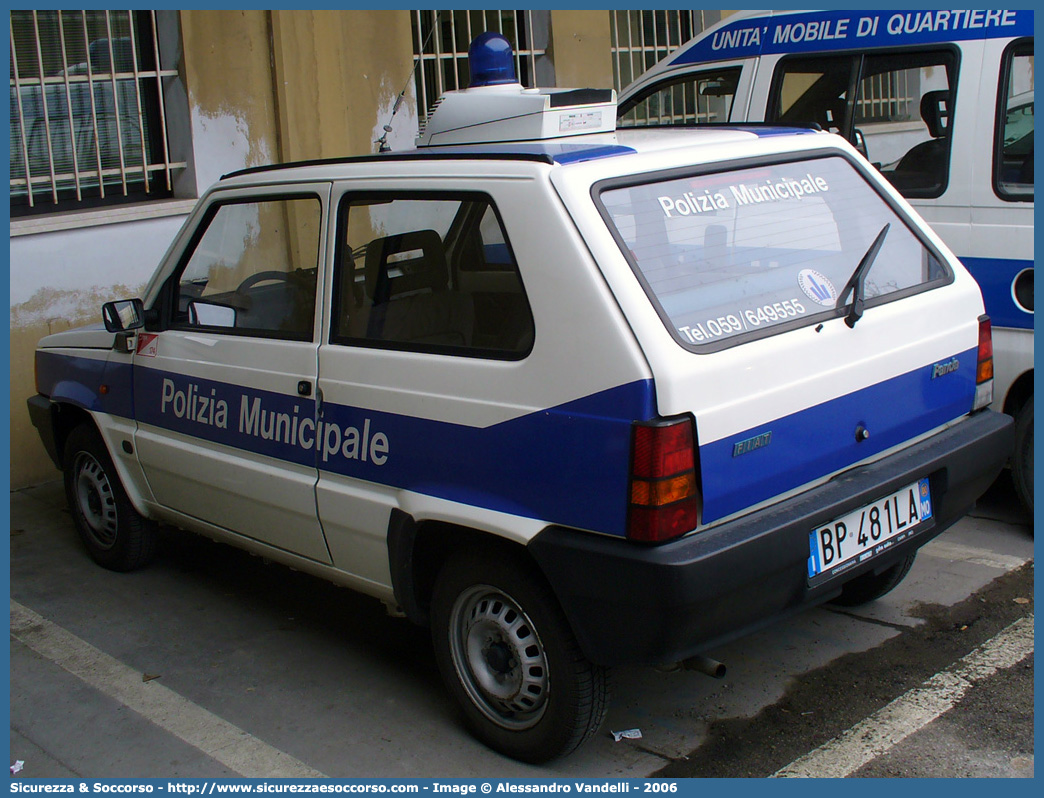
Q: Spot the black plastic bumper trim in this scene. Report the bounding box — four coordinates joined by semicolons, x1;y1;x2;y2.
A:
528;410;1014;667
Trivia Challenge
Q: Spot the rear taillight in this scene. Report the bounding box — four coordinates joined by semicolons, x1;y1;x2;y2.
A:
627;416;700;543
974;315;994;411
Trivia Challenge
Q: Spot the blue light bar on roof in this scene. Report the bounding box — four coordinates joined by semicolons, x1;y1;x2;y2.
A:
469;32;517;87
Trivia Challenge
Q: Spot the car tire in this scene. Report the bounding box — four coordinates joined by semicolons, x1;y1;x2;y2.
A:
1011;400;1033;518
430;549;609;763
63;424;156;572
831;552;917;607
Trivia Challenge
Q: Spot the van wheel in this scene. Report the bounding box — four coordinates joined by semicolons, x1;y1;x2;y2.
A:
431;550;609;763
1012;401;1033;518
63;424;156;572
831;553;917;607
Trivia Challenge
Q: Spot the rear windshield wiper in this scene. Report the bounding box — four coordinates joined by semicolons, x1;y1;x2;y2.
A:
837;223;890;328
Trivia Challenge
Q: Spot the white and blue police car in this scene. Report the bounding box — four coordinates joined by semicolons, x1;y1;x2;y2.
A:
29;33;1014;762
619;8;1035;513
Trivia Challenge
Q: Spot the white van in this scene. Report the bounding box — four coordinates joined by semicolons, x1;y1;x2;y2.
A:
620;8;1034;512
29;34;1014;762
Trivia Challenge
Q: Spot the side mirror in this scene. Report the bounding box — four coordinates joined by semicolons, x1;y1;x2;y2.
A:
102;298;145;333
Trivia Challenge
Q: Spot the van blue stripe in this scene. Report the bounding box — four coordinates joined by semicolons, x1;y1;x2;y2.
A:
960;257;1033;330
671;10;1032;66
699;348;978;522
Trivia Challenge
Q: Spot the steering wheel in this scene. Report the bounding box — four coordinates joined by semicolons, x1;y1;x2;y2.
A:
235;270;290;293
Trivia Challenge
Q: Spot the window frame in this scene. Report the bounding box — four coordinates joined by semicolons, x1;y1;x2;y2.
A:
158;192;325;343
329;189;535;361
993;37;1034;203
591;149;955;355
766;45;961;199
617;65;743;127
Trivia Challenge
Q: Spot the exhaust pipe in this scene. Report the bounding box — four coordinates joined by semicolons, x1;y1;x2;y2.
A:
682;654;726;679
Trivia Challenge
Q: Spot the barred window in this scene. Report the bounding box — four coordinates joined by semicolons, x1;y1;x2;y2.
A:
9;9;187;215
610;10;724;91
412;10;551;124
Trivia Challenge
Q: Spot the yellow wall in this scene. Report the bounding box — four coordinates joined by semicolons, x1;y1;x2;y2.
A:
550;10;614;89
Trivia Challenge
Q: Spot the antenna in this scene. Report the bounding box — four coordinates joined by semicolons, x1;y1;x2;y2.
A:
375;10;440;153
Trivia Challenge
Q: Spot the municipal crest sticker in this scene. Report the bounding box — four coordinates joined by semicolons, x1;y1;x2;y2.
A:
797;269;837;307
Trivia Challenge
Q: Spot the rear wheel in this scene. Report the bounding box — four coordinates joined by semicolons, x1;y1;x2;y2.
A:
831;552;917;607
1011;401;1033;517
63;424;156;572
431;549;608;763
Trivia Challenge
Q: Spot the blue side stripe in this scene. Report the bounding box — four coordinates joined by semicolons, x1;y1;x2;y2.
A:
132;367;656;538
671;10;1032;66
39;347;979;537
699;348;978;522
960;257;1033;330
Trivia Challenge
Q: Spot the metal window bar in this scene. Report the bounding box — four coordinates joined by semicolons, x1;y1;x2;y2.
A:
856;70;915;123
412;9;548;124
56;11;83;201
9;9;186;210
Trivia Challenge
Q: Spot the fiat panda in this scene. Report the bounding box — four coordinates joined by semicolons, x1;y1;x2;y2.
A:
29;34;1013;763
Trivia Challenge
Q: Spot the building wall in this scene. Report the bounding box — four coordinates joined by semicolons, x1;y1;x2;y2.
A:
9;9;618;488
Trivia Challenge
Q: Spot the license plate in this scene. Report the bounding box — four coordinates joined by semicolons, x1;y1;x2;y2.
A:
808;478;933;583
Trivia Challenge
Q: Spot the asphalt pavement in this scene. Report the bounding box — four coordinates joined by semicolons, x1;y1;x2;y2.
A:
7;474;1034;778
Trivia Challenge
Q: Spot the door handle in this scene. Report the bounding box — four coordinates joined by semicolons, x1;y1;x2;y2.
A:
298;380;312;397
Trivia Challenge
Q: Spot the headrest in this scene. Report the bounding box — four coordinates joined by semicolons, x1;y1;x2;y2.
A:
364;229;448;300
920;90;950;139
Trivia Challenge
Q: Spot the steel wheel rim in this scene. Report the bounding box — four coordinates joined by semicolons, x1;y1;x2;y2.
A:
449;585;550;730
73;452;118;549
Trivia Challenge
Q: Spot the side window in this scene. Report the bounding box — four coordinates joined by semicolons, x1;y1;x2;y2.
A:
769;56;853;133
856;52;956;198
618;67;740;127
172;197;321;340
995;39;1033;200
770;51;957;198
331;195;534;358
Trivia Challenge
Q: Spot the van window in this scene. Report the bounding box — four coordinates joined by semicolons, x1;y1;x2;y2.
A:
995;39;1033;200
331;195;534;358
618;67;740;127
769;51;957;198
597;156;950;351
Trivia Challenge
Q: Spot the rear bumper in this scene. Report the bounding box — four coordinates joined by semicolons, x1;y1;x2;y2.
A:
528;409;1014;667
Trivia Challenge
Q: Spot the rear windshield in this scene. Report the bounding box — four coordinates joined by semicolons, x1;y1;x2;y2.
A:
598;155;951;351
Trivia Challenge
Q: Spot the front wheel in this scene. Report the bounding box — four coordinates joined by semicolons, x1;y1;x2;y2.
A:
431;550;609;763
63;424;156;572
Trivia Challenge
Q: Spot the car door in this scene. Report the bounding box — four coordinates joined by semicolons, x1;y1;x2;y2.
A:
132;184;333;563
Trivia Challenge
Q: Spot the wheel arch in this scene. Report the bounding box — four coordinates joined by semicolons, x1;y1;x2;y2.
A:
1002;368;1034;419
387;510;543;628
49;402;96;467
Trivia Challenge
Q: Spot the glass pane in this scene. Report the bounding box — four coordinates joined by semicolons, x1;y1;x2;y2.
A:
857;52;956;198
176;198;322;339
333;196;533;356
996;44;1033;198
618;67;740;127
600;157;949;349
